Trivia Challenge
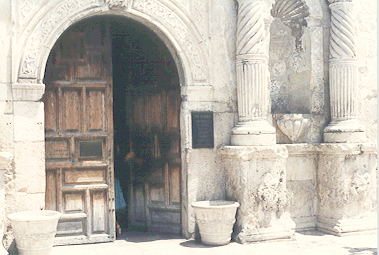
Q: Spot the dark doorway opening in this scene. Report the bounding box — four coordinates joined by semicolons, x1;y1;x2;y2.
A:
111;17;181;234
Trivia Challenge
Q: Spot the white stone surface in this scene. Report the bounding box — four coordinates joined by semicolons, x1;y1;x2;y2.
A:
13;101;44;142
0;153;12;255
0;0;376;246
219;145;295;243
316;143;377;235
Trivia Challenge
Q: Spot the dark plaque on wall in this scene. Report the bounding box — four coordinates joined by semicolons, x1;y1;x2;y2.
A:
192;111;214;148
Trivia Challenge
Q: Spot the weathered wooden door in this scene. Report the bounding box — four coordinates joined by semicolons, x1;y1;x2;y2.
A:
43;20;115;245
129;88;181;234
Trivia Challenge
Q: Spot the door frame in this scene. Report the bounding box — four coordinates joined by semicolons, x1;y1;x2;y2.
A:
21;2;210;238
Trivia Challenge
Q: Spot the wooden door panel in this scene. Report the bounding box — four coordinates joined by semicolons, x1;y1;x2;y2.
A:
44;19;114;245
169;165;180;205
57;220;85;236
45;90;58;132
64;192;85;213
63;168;106;185
149;184;165;203
45;170;57;211
45;139;70;161
129;88;181;234
91;191;107;233
63;89;82;132
75;52;105;79
87;89;105;132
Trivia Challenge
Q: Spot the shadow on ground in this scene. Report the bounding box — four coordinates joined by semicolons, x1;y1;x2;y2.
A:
116;231;183;243
344;247;377;255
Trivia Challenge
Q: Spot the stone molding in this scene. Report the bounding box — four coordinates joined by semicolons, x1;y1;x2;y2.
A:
316;142;376;155
16;0;208;84
218;145;288;160
12;83;45;102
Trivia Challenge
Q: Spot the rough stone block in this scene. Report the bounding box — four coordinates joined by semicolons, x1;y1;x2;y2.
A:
316;143;377;235
219;145;295;243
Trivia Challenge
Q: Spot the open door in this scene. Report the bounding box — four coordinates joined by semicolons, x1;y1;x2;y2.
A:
43;19;115;245
110;18;182;234
128;88;181;234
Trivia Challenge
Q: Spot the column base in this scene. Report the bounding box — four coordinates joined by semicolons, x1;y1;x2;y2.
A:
235;225;294;243
317;216;377;237
231;120;276;146
324;119;366;143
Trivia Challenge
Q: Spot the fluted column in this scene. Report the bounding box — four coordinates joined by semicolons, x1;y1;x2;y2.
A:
324;0;366;143
231;0;276;146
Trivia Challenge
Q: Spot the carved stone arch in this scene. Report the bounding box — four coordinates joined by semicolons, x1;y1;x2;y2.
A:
17;0;209;85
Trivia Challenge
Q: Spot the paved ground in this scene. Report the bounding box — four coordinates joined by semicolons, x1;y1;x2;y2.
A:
52;230;377;255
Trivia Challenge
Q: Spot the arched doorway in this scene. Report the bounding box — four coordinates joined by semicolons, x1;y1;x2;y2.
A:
43;16;181;245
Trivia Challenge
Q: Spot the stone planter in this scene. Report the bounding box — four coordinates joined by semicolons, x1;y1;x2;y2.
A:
8;210;61;255
192;201;239;246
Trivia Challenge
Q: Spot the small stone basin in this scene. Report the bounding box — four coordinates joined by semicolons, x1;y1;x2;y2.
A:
192;200;239;246
8;210;61;255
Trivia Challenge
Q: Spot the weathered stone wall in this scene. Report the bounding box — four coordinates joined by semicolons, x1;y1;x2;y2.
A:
355;0;377;141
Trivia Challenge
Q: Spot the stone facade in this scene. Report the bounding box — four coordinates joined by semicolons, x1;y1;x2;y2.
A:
0;0;376;251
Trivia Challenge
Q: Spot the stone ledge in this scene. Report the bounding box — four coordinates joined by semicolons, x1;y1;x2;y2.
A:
12;83;45;102
316;142;377;155
218;145;288;160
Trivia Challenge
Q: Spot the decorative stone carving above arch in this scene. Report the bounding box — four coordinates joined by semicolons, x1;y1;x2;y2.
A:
16;0;209;84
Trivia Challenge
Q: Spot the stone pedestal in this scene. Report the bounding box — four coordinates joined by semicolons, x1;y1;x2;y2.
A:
316;143;377;236
219;145;295;243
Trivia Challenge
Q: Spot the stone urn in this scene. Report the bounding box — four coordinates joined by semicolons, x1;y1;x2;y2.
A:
192;201;239;246
8;210;61;255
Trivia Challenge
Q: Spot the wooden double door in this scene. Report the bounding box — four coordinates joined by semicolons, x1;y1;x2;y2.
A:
43;19;181;245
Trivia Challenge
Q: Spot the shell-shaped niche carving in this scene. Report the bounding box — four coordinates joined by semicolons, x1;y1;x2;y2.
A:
275;114;310;143
271;0;309;50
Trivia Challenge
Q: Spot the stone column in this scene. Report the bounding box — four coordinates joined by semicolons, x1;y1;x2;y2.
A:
231;0;276;146
323;0;366;143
